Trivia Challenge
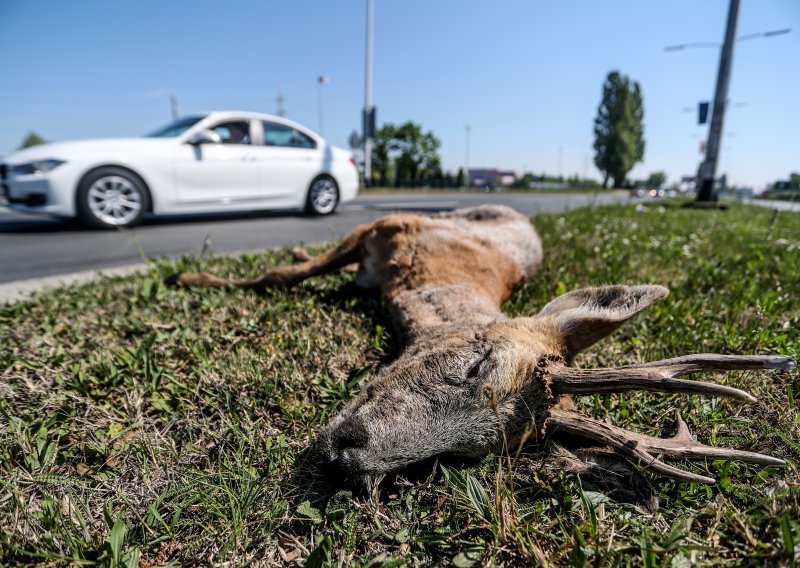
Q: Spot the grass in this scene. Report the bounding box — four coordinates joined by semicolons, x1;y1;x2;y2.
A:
1;202;798;566
358;186;607;195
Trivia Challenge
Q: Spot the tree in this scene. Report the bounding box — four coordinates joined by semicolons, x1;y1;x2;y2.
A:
371;124;396;187
593;71;645;188
371;121;442;187
19;131;47;149
646;171;667;189
455;168;465;188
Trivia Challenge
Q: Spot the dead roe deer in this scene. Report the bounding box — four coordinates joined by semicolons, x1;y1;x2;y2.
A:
166;205;793;488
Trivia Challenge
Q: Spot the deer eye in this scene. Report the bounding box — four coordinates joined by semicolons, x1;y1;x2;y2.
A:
446;348;493;385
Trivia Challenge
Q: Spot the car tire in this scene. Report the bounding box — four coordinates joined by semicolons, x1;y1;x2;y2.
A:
76;167;150;229
304;176;339;216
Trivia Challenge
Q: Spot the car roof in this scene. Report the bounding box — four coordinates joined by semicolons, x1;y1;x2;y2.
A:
202;111;322;140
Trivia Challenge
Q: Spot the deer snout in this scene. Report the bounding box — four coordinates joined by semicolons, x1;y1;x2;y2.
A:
318;416;369;477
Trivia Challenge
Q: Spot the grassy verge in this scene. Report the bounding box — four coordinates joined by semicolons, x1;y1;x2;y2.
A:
1;203;798;566
358;186;606;195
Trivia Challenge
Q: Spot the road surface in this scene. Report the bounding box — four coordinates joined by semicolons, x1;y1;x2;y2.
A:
0;191;629;284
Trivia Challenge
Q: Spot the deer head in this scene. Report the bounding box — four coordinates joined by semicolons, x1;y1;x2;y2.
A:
315;285;792;485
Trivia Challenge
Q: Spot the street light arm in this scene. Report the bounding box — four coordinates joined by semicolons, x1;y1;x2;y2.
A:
665;28;791;51
738;28;791;42
664;41;721;51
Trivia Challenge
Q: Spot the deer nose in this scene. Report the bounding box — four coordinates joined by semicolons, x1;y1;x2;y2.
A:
321;417;369;474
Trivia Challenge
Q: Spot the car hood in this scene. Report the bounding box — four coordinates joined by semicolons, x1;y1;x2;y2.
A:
2;138;176;165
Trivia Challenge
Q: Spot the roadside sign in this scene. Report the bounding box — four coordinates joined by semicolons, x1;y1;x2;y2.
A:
698;102;710;125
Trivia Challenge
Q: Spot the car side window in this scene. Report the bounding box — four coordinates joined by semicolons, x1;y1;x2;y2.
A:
263;121;317;149
211;121;251;145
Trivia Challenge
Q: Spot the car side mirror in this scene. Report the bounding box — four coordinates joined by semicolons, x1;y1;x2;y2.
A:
188;129;222;145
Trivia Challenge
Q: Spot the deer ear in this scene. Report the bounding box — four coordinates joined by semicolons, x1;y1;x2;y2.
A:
535;285;669;359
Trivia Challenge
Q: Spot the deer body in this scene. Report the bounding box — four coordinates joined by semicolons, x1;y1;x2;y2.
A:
167;205;792;488
355;205;542;338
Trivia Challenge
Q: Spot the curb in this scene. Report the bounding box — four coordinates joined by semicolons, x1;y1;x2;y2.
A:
0;264;149;304
0;243;335;305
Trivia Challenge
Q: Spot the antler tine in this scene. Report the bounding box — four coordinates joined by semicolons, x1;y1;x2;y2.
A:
547;409;715;484
625;354;796;374
546;409;786;485
550;354;796;403
648;413;786;466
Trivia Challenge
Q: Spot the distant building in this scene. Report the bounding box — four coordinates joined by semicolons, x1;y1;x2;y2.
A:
468;168;517;188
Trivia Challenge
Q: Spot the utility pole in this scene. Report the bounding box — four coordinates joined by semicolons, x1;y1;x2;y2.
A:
666;18;789;201
696;0;740;203
276;86;285;117
363;0;374;187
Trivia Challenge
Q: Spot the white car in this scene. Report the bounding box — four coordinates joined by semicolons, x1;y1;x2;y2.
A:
0;111;359;228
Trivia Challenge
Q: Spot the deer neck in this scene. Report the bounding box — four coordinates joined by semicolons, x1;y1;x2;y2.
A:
389;283;507;340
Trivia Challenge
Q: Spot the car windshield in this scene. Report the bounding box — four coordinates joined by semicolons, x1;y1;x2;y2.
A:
145;115;206;138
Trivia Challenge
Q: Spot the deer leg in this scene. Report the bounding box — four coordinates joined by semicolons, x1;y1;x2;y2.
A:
165;224;370;289
290;247;313;262
291;246;358;273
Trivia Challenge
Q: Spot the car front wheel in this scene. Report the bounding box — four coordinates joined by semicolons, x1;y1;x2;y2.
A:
76;167;150;229
305;176;339;215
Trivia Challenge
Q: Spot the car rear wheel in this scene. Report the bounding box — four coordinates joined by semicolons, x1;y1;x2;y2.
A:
76;167;150;229
305;176;339;215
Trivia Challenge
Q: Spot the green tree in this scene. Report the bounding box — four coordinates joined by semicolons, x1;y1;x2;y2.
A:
371;124;396;187
19;131;47;149
512;172;534;189
371;121;442;188
455;168;465;188
593;71;645;188
647;171;667;189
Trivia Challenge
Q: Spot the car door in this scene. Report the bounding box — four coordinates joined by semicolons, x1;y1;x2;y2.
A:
172;119;262;206
254;120;320;201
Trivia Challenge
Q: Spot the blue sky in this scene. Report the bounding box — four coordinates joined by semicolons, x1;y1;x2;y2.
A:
0;0;797;187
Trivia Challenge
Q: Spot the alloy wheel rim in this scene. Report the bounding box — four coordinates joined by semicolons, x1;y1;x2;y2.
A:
310;179;337;214
87;176;142;225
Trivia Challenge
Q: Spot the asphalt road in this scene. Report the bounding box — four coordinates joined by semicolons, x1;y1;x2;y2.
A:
0;191;630;284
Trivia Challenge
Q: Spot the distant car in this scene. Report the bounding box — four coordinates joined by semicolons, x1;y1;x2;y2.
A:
0;111;359;228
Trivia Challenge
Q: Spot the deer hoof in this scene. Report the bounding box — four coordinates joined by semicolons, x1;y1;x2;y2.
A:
164;272;183;287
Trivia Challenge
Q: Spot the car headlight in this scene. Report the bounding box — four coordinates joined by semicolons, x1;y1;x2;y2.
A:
10;159;66;175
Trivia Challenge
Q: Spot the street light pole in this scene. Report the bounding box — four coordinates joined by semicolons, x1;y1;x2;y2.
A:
317;76;329;136
696;0;740;202
363;0;374;187
170;94;179;120
464;124;471;188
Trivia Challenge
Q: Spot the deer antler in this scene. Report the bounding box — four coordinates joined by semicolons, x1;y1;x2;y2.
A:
545;354;793;483
546;409;786;484
550;354;795;402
